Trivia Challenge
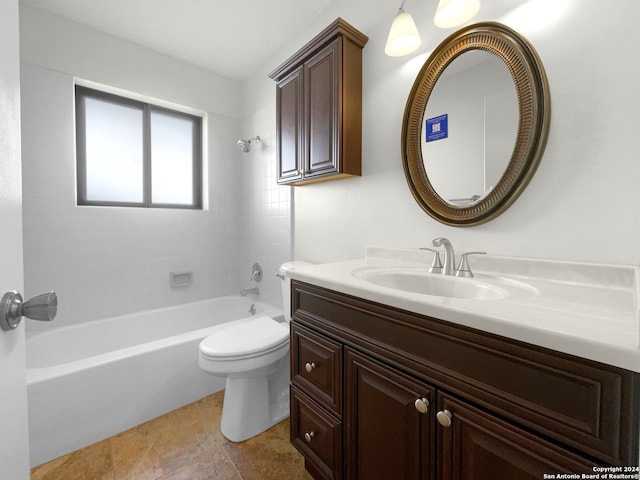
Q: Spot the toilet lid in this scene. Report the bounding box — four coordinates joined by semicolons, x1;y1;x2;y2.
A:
199;316;289;358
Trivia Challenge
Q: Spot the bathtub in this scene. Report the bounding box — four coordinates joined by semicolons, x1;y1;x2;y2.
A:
26;295;282;467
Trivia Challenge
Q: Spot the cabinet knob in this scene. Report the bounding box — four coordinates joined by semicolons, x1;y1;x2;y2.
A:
414;397;430;414
304;431;315;443
436;409;453;427
304;362;316;373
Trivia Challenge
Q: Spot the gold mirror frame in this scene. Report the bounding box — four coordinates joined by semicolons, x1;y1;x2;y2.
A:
402;22;550;226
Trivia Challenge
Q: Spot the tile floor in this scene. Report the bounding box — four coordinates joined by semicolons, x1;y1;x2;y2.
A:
30;391;313;480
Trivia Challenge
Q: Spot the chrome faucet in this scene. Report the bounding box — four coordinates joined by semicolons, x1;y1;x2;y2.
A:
240;287;259;296
455;251;486;278
432;237;456;275
419;247;443;273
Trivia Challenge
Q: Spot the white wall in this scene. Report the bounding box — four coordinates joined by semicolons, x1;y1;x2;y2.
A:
20;5;245;329
19;4;241;120
243;0;640;267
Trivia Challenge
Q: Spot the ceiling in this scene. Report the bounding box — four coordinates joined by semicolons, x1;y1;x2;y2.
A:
20;0;334;80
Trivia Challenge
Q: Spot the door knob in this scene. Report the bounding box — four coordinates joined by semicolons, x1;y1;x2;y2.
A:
1;291;57;331
304;362;316;373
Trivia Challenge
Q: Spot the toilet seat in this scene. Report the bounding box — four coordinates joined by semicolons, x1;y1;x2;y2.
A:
199;316;289;361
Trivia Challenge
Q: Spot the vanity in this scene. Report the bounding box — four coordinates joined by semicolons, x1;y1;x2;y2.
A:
287;247;640;480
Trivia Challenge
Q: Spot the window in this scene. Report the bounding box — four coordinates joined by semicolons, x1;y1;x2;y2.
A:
75;85;203;209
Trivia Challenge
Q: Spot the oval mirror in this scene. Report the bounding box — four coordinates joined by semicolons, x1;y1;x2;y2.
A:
402;22;550;226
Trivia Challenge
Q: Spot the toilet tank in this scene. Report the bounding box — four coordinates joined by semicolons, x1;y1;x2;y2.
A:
279;261;311;321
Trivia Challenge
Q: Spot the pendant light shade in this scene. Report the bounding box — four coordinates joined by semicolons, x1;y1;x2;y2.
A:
385;8;422;57
434;0;481;28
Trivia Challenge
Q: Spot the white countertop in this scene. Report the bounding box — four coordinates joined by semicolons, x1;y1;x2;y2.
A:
286;247;640;373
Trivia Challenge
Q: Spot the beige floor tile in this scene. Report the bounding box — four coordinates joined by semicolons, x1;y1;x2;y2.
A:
30;391;311;480
156;448;241;480
30;438;115;480
194;390;225;416
110;398;224;480
223;419;312;480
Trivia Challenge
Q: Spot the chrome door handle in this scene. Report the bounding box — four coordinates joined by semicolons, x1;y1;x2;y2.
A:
1;291;57;331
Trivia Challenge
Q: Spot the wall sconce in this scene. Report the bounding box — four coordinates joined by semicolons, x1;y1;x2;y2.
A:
434;0;481;28
385;0;422;57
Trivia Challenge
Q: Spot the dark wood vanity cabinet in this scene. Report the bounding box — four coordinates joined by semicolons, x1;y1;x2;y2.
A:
437;393;596;479
269;18;368;185
289;280;640;480
346;350;435;480
291;323;343;479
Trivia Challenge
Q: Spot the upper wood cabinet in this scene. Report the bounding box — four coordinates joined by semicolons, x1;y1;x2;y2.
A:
269;18;368;185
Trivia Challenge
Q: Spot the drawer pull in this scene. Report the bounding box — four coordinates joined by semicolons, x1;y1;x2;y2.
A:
304;431;315;443
304;362;317;373
414;397;430;414
436;409;453;427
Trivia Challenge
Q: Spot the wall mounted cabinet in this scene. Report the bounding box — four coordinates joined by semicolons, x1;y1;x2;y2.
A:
269;18;368;185
289;280;640;480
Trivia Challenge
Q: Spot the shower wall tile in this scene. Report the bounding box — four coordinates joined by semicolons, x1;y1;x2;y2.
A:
21;64;244;331
239;105;293;311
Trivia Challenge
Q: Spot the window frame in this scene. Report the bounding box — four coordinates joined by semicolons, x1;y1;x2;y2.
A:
75;85;203;209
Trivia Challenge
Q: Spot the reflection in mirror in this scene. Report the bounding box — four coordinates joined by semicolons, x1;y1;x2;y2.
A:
422;51;518;206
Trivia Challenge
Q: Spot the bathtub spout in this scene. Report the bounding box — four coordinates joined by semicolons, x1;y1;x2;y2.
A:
240;287;259;297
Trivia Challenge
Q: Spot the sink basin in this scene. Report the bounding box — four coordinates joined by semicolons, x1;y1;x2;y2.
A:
352;267;537;300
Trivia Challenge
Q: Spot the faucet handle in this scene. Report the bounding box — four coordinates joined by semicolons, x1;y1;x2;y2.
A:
455;252;486;278
250;262;263;282
420;248;444;274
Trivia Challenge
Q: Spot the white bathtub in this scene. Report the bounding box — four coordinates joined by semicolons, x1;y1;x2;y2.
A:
26;295;282;467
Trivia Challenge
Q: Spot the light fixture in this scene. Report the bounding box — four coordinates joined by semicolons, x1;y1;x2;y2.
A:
385;0;422;57
434;0;481;29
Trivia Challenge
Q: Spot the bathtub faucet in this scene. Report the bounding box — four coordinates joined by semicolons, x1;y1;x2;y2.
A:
240;287;259;297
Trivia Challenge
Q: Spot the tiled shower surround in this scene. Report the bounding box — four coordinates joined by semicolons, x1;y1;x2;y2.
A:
20;61;291;332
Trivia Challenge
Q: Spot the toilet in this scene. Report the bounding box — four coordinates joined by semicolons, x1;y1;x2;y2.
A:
198;261;307;442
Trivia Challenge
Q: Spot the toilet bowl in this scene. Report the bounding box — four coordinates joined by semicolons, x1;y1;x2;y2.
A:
198;261;309;442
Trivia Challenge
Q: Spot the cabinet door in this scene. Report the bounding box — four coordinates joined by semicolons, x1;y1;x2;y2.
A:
304;38;341;179
346;350;435;480
437;393;596;480
276;66;304;183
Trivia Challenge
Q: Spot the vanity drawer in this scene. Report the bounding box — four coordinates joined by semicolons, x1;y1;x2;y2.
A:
291;386;342;480
291;323;342;416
